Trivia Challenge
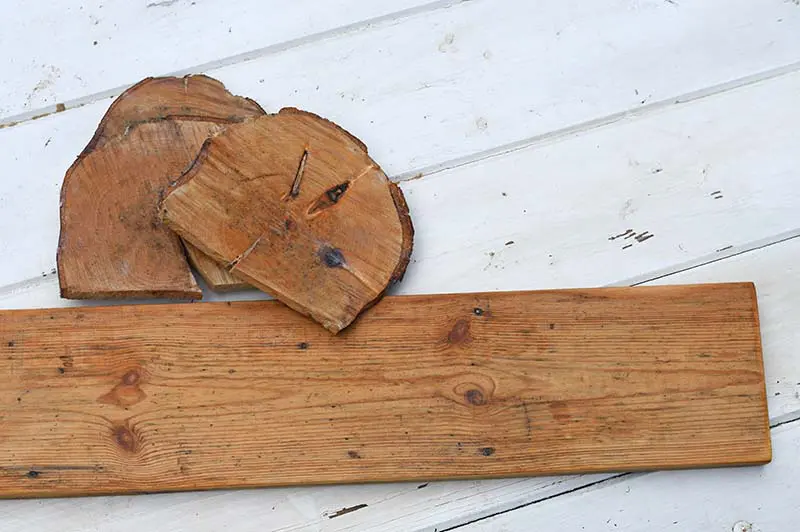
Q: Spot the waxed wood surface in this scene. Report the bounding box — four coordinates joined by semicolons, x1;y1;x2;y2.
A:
0;283;769;498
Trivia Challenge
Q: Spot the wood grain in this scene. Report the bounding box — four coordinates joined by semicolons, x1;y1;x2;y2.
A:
57;75;263;299
0;283;769;498
161;108;413;332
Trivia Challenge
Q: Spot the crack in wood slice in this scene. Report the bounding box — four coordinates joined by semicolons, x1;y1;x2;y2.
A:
58;75;264;298
161;108;414;332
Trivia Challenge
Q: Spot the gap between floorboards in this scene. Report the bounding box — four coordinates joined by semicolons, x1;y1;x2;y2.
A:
3;228;797;300
393;60;800;184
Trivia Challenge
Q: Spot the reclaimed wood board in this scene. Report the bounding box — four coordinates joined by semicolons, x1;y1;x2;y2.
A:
0;283;769;498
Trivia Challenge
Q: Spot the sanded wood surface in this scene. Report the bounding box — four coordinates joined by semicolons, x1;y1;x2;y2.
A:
162;108;413;332
57;76;263;299
0;283;768;498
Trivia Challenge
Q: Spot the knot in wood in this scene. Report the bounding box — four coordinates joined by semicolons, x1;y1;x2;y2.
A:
122;369;140;386
464;388;486;406
447;319;472;345
113;425;137;453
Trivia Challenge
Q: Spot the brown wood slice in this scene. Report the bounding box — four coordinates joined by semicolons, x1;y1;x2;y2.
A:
161;108;414;332
58;76;263;298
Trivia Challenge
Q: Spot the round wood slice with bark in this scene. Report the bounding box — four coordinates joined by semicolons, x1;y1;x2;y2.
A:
57;75;262;299
161;108;414;332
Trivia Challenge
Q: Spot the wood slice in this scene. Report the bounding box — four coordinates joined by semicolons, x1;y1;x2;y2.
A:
58;76;263;299
161;108;414;332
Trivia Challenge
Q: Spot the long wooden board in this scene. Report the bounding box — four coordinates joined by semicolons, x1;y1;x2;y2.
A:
0;283;769;498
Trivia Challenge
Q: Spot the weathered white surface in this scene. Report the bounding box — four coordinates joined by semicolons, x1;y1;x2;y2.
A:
3;0;800;290
1;0;799;530
0;0;439;120
0;475;609;532
463;420;800;532
4;68;799;296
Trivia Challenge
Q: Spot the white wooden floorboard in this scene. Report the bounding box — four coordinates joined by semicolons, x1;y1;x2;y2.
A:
396;70;800;297
0;0;439;121
460;419;800;532
3;1;799;290
5;0;798;178
0;475;608;532
5;67;799;299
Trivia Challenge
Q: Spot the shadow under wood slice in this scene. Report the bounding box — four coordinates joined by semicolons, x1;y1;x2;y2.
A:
161;107;414;332
57;75;264;299
0;283;769;497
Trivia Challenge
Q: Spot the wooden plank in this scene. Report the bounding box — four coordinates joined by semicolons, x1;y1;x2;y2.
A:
461;420;800;532
0;0;436;120
0;283;768;497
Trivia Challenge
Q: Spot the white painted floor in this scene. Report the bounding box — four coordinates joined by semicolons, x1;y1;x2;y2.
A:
1;1;798;530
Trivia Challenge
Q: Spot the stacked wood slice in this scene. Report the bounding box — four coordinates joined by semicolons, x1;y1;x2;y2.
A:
57;75;413;332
